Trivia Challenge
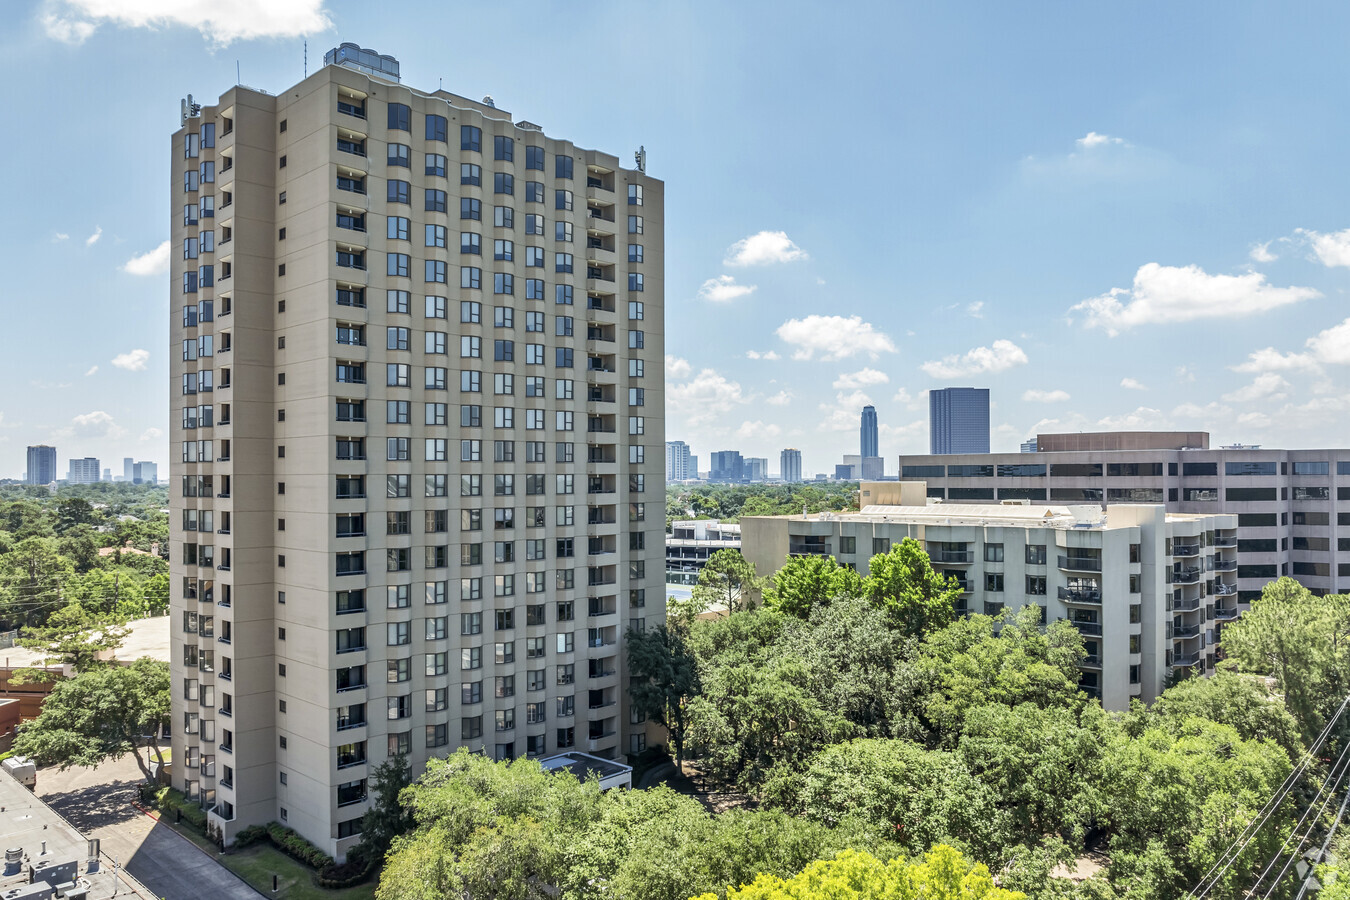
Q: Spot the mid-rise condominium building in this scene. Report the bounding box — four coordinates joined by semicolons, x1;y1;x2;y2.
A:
170;44;664;859
67;457;100;484
780;448;802;484
740;481;1238;710
665;519;741;586
26;446;56;485
900;437;1350;602
929;387;990;454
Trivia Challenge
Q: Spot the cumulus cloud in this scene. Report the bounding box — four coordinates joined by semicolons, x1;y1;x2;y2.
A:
667;368;748;425
775;315;897;361
40;0;333;46
665;355;691;379
1296;228;1350;267
1120;377;1147;391
85;226;102;246
70;410;125;440
735;420;782;440
724;230;808;266
833;368;890;391
1250;242;1277;263
698;274;756;303
965;301;985;318
920;339;1028;378
1097;406;1169;430
745;350;781;361
1076;131;1124;148
52;232;69;242
84;365;98;377
1233;316;1350;374
123;240;170;276
140;427;163;441
1070;263;1319;335
764;390;792;406
112;349;150;371
1022;389;1070;403
1237;411;1272;429
1223;373;1290;403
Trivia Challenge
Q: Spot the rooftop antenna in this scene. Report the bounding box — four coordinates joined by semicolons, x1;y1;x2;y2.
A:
236;60;240;85
635;145;646;173
304;39;307;78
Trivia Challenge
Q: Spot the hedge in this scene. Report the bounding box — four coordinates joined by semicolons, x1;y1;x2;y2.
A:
265;822;335;869
140;784;208;830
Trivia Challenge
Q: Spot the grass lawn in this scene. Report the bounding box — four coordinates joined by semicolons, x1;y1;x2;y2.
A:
163;820;377;900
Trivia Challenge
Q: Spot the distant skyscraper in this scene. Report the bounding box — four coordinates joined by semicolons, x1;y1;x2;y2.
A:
666;441;696;482
124;457;136;481
710;451;745;483
1020;439;1038;453
133;461;158;485
26;446;57;485
929;388;990;454
745;458;768;482
780;448;802;483
860;406;879;458
67;457;100;484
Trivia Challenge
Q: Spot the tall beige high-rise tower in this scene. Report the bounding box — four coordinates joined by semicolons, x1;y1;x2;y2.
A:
170;44;664;859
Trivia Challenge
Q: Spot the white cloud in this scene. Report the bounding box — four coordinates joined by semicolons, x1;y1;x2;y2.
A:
966;301;985;319
1170;401;1232;422
1250;241;1277;263
1176;366;1196;383
775;315;897;361
1233;316;1350;373
123;240;170;276
52;232;69;242
735;420;782;440
920;339;1028;378
84;365;98;377
833;368;890;391
1097;406;1169;430
40;0;333;46
745;350;781;361
698;274;757;303
70;410;125;440
1120;377;1148;391
112;349;150;371
1070;263;1319;335
1296;228;1350;268
1077;131;1124;148
85;226;102;246
140;427;164;441
1022;389;1070;403
764;390;792;407
724;231;808;266
665;355;691;379
1222;373;1290;403
1237;411;1271;429
667;368;747;426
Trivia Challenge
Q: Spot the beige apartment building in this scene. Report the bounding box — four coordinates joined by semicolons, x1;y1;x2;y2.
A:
170;44;664;858
740;483;1238;710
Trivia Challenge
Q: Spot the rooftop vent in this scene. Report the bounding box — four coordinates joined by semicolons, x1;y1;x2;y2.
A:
482;95;496;108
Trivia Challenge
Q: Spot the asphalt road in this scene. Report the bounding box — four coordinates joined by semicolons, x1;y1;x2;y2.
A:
37;753;262;900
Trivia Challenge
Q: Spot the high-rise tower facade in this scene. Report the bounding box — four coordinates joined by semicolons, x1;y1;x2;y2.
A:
780;448;802;483
170;46;664;859
929;387;990;454
860;405;878;458
25;446;56;485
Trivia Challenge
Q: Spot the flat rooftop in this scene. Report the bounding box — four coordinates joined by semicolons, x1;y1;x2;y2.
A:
0;769;154;898
766;503;1230;531
538;752;632;783
0;616;169;670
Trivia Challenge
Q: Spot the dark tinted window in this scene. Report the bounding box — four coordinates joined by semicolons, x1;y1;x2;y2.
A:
948;487;995;500
387;103;411;131
1183;462;1218;476
1050;488;1103;502
998;488;1046;500
1050;463;1102;477
902;465;945;478
948;465;993;477
1226;461;1277;476
1227;487;1277;502
1237;565;1278;578
1293;461;1329;475
426;114;447;142
1107;463;1163;476
1238;513;1278;527
998;464;1046;477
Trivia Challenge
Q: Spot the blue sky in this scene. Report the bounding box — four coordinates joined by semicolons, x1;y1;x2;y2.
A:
3;1;1350;479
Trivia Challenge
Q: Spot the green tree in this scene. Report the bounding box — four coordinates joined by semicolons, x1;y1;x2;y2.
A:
691;549;765;614
56;524;100;573
864;537;963;635
15;602;129;675
1134;670;1304;759
0;537;74;628
13;658;170;782
626;625;698;769
1219;577;1350;743
765;553;862;617
357;755;415;866
54;497;98;534
690;846;1026;900
0;499;53;539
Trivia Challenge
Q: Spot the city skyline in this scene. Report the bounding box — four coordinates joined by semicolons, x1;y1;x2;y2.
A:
6;3;1350;475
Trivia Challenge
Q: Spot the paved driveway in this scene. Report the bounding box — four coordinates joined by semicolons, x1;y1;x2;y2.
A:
37;753;262;900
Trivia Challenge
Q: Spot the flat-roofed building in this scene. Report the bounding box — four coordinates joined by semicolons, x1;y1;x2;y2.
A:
741;483;1238;710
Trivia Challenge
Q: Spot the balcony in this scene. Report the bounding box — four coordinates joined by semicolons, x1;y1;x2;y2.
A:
929;549;973;564
1173;653;1201;668
1213;535;1237;547
788;540;831;557
1080;654;1102;669
1058;586;1102;604
1214;582;1237;596
1062;618;1102;636
1215;606;1240;621
1173;597;1202;612
1172;624;1201;639
1214;558;1237;572
337;99;366;119
1172;567;1201;584
1058;555;1102;572
1079;684;1102;699
1173;544;1200;557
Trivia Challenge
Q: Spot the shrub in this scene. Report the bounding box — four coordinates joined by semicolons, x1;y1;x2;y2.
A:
264;823;335;869
317;858;375;889
233;824;268;848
